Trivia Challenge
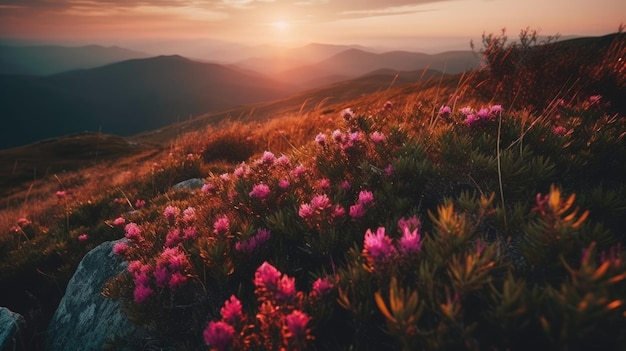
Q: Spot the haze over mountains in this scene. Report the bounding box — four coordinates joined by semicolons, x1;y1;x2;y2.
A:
0;41;483;150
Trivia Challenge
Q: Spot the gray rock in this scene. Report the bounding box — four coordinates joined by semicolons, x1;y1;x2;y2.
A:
0;307;26;351
46;239;138;351
172;178;204;191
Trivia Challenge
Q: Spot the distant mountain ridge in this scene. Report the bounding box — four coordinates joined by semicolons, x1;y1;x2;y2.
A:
0;44;150;75
0;55;293;149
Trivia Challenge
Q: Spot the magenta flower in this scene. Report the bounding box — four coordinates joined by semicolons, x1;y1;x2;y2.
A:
398;227;422;256
133;284;154;303
363;227;396;264
331;129;345;142
183;226;197;240
341;180;351;190
290;164;307;178
310;194;331;210
183;207;196;222
278;179;291;189
112;241;129;256
56;190;66;199
276;154;290;166
213;215;230;235
464;114;480;126
490;105;503;114
165;228;182;248
332;205;346;219
78;234;88;242
315;133;327;145
276;275;297;301
553;126;568;136
202;183;216;194
316;178;331;191
257;151;276;165
397;215;421;233
460;106;473;115
370;131;385;143
357;190;374;206
113;217;126;226
439;105;452;115
168;272;187;289
233;163;250;178
221;295;244;325
135;199;146;209
254;261;281;291
16;218;30;227
236;228;271;254
155;265;170;288
383;101;393;110
163;205;180;220
219;173;230;181
124;223;142;241
285;310;311;339
203;321;235;351
298;203;314;219
312;277;334;297
349;203;366;220
385;164;393;177
341;108;355;120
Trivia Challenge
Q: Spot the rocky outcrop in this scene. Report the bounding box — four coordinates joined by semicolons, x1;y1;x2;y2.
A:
45;239;137;351
172;178;204;191
0;307;26;351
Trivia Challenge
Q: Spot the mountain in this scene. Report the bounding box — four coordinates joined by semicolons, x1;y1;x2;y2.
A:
0;55;293;149
234;43;378;74
0;45;150;75
268;49;480;90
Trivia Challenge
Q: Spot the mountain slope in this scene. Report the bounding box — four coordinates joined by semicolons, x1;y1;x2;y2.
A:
273;49;480;89
0;44;150;75
0;55;293;149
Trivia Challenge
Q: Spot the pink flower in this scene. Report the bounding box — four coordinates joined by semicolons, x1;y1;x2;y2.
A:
165;228;182;248
221;295;244;324
254;261;281;291
78;234;88;242
17;218;31;227
257;151;276;165
341;108;355;120
385;164;393;177
276;275;297;301
168;272;187;289
370;131;385;143
310;194;331;210
113;217;126;226
278;179;291;189
382;101;393;110
219;173;230;181
349;203;366;220
249;183;271;200
236;228;271;254
315;133;327;145
298;204;314;219
332;205;346;219
331;129;345;142
276;154;290;166
155;265;170;288
460;106;473;115
213;215;230;235
164;205;180;219
464;114;480;126
135;199;146;209
124;223;142;241
316;178;331;191
183;226;197;240
202;183;216;194
363;227;396;264
341;180;351;190
398;227;422;256
183;207;196;222
553;126;568;136
113;241;129;256
203;321;235;351
397;215;421;233
477;107;491;119
56;190;66;199
285;310;311;339
133;284;154;303
439;105;452;115
490;105;503;114
312;277;334;297
357;190;374;206
233;163;250;178
290;164;307;178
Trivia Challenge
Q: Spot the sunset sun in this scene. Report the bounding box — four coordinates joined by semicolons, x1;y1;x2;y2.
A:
272;20;289;31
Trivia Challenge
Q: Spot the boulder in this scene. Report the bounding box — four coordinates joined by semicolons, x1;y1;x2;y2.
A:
172;178;204;191
46;239;138;351
0;307;26;351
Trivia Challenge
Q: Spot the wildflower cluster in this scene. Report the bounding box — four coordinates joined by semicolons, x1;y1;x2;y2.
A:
203;261;325;351
459;105;503;127
362;216;422;273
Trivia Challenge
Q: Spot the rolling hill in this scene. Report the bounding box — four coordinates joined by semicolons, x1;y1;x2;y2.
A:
0;55;294;149
0;44;150;75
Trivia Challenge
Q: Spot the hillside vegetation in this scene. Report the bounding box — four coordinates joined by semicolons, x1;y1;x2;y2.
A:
0;28;625;350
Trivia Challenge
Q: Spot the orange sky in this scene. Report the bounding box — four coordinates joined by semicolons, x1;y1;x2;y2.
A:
0;0;624;50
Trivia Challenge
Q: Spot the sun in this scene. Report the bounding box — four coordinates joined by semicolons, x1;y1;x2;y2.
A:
272;20;289;31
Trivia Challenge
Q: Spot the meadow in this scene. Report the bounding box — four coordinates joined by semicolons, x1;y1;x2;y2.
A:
1;28;625;350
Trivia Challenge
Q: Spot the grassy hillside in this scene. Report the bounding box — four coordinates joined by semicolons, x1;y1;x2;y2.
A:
0;29;625;350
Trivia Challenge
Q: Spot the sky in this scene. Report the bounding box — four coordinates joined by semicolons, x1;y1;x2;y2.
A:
0;0;624;51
